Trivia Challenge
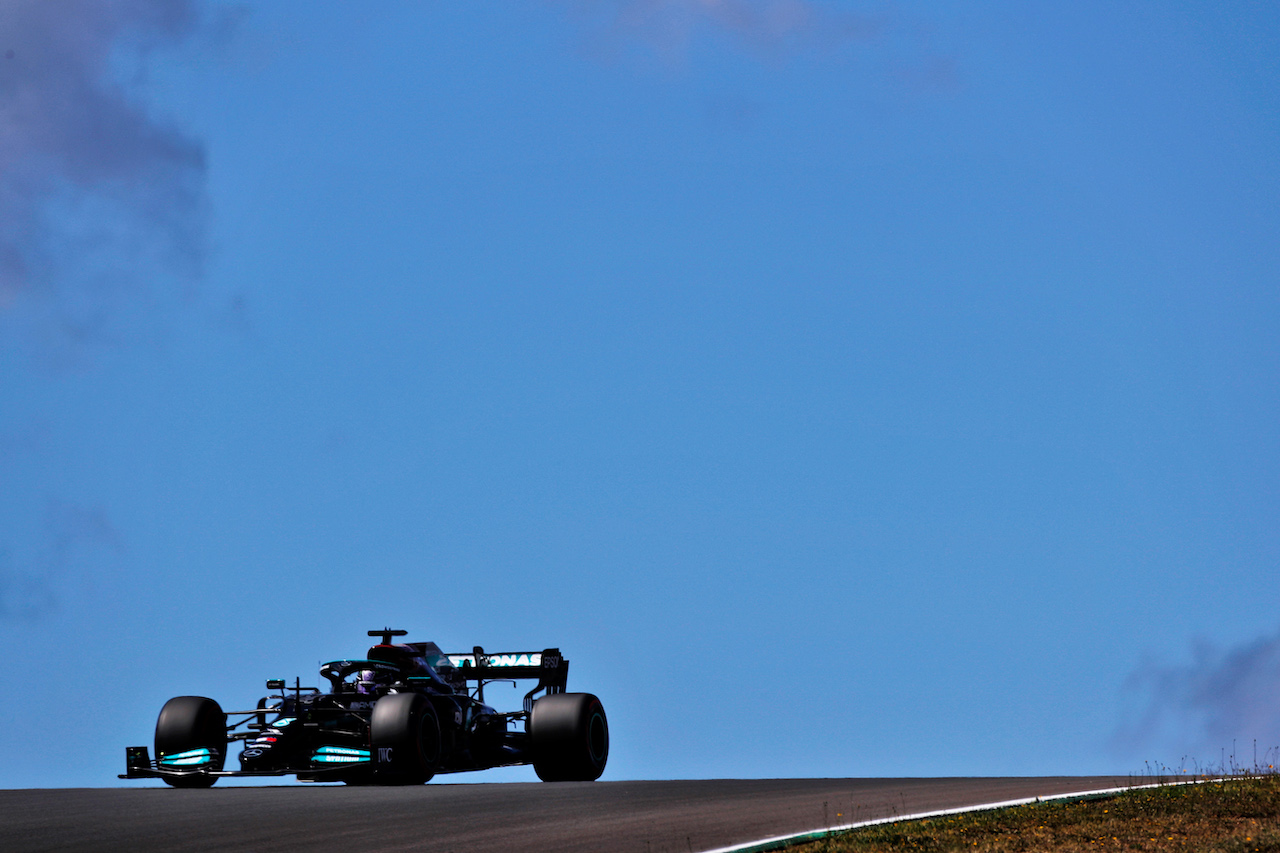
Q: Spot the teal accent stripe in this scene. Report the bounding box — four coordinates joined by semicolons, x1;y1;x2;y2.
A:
316;746;369;756
160;747;212;766
312;745;371;764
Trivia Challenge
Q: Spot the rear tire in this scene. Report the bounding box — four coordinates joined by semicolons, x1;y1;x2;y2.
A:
371;693;440;785
530;693;608;782
155;696;226;788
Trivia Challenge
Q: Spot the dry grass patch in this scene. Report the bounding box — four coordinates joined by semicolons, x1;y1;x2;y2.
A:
791;775;1280;852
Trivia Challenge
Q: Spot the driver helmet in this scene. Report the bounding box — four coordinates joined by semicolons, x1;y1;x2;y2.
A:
356;669;380;694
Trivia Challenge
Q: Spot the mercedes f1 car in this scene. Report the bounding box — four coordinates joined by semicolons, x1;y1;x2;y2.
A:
120;629;608;787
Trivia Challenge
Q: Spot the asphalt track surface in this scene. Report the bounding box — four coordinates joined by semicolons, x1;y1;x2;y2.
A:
1;776;1135;853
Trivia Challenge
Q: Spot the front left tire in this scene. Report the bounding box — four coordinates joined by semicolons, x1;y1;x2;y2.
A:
155;696;227;788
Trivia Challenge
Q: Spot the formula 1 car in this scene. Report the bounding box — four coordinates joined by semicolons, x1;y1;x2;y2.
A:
120;629;608;787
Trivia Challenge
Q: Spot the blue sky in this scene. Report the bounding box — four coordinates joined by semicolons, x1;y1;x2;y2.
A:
1;1;1278;787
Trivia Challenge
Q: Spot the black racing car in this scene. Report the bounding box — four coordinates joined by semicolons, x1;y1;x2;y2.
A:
121;629;608;787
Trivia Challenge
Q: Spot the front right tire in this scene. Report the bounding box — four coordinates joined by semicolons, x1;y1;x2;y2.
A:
371;693;440;785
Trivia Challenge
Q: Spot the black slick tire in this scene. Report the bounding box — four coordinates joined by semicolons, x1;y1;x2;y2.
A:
154;696;227;788
371;693;440;785
529;693;608;782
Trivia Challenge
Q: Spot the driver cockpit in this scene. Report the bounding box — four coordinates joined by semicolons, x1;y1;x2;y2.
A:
320;635;463;696
367;641;458;693
319;657;401;695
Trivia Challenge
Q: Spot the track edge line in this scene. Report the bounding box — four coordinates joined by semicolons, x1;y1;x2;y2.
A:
696;780;1202;853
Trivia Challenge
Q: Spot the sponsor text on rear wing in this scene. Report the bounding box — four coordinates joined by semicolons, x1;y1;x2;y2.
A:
442;646;568;709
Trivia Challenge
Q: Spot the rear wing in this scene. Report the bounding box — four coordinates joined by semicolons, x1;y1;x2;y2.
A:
437;646;568;710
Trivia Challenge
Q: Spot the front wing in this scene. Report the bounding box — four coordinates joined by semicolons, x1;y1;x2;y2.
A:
118;745;364;782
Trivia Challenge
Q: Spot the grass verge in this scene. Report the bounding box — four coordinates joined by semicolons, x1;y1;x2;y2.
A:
789;775;1280;852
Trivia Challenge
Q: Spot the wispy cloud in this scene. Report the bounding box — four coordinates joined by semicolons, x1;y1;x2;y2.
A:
1114;628;1280;765
0;0;209;360
0;553;56;620
553;0;884;65
0;499;124;619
